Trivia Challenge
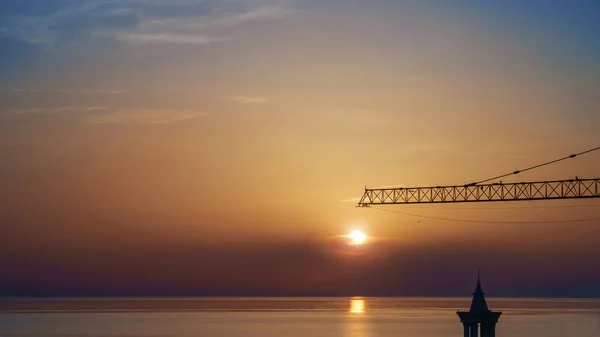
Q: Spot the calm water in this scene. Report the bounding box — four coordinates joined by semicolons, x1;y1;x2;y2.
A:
1;297;600;337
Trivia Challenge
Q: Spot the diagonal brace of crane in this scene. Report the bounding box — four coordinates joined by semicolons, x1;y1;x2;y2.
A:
357;178;600;206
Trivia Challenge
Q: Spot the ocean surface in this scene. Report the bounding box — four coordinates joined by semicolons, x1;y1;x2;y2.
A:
1;297;599;337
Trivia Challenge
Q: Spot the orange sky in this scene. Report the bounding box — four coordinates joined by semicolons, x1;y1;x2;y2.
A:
1;0;599;296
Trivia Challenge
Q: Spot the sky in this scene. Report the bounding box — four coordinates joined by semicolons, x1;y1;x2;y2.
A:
1;0;600;297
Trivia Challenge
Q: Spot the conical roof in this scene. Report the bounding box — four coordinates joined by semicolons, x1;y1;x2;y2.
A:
469;273;490;313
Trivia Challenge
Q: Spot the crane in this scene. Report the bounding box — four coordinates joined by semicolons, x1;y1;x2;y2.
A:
357;178;600;206
357;147;600;207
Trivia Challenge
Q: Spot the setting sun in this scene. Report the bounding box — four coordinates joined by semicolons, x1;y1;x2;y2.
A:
348;230;367;245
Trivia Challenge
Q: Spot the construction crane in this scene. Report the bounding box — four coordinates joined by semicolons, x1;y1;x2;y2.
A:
357;147;600;207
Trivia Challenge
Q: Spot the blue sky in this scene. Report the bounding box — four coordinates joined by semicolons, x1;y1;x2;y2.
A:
2;1;599;62
1;0;599;88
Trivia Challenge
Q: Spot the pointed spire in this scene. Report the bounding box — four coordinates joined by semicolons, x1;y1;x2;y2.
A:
469;268;490;313
474;268;485;295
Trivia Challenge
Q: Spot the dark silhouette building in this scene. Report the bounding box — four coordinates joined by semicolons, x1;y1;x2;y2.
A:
457;273;502;337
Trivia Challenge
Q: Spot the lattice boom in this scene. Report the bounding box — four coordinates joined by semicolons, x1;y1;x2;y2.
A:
357;178;600;206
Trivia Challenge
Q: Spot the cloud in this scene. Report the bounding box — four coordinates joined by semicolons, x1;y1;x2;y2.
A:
1;105;205;125
0;87;125;94
0;0;295;47
228;96;272;104
4;106;111;115
117;32;231;45
113;2;294;45
3;236;600;297
81;106;206;124
210;4;294;28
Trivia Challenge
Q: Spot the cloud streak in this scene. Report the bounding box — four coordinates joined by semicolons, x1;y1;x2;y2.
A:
1;105;206;125
117;32;231;45
228;96;272;104
0;0;295;47
81;107;206;124
0;87;125;94
3;106;111;115
3;236;600;297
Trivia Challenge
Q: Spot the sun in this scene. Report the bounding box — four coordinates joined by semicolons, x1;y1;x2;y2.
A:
348;230;367;245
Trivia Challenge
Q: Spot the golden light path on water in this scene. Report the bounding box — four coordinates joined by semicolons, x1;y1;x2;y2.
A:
348;298;369;337
350;298;365;314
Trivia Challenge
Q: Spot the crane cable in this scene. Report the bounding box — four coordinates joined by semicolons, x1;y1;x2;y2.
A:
395;204;600;210
466;145;600;186
368;145;600;223
370;206;600;224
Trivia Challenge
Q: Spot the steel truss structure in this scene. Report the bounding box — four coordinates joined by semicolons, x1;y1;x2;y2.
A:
357;178;600;206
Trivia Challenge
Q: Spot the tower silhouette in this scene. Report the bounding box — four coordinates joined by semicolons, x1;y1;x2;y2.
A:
457;271;501;337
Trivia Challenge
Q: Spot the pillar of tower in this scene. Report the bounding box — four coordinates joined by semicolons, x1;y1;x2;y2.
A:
480;324;488;337
463;323;470;337
470;324;479;337
481;323;496;337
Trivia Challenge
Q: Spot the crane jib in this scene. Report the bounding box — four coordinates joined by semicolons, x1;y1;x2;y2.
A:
357;178;600;206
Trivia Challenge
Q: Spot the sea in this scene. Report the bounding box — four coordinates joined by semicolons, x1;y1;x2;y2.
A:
1;297;599;337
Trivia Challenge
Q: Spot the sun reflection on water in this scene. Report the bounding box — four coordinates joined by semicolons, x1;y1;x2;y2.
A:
350;298;365;314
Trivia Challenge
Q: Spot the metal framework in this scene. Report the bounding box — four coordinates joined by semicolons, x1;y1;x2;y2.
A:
357;178;600;206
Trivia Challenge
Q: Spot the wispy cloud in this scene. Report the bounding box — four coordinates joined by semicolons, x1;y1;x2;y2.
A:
0;0;295;47
0;87;125;94
117;33;231;45
209;4;294;28
228;96;272;104
82;107;206;124
3;106;111;115
116;3;294;45
1;105;205;125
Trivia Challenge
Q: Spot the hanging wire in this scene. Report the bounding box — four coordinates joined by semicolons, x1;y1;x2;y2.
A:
370;206;600;224
363;146;600;222
465;146;600;186
399;204;600;210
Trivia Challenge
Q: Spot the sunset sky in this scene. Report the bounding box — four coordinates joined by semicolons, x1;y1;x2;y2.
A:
1;0;600;297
